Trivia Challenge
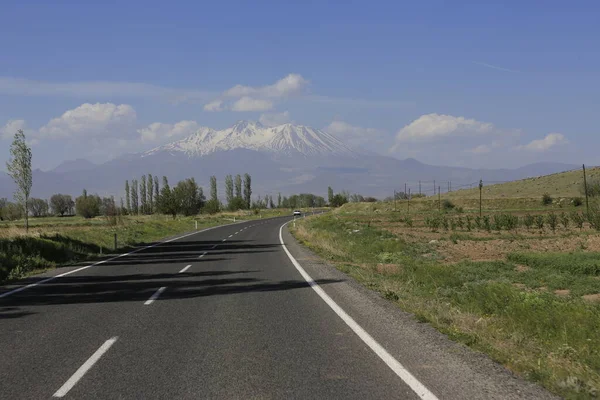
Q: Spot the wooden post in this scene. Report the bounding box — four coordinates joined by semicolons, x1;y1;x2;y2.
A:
583;164;590;218
408;189;411;214
114;233;117;250
479;179;483;217
438;186;441;211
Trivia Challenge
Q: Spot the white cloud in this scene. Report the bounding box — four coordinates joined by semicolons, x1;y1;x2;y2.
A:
325;120;383;146
0;119;27;139
231;97;273;112
259;111;291;127
203;100;224;112
467;144;491;154
205;73;308;112
517;133;568;152
138;120;199;142
395;113;494;143
39;103;137;139
224;73;308;98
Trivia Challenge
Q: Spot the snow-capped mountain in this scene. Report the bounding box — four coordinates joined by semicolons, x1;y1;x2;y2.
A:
143;121;356;158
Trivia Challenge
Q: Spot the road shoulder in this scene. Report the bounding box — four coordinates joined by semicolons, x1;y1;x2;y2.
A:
281;223;558;400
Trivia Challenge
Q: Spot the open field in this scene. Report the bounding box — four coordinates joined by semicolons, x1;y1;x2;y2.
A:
291;201;600;399
0;208;296;283
444;166;600;199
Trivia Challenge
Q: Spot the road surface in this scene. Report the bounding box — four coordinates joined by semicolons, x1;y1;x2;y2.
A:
0;216;556;399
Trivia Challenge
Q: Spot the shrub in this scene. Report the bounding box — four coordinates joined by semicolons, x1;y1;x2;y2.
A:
546;213;558;233
455;206;464;214
493;214;503;231
465;216;472;231
441;215;449;231
535;215;545;230
572;197;584;207
588;205;600;231
442;199;455;210
474;216;482;230
581;179;600;197
450;218;457;231
523;214;534;230
560;212;570;229
456;217;464;230
570;211;584;230
542;193;553;206
505;214;519;231
483;215;491;232
405;216;413;228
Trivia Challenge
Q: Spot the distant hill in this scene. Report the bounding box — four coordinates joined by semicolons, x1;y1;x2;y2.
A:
0;121;582;200
50;159;97;174
444;166;600;199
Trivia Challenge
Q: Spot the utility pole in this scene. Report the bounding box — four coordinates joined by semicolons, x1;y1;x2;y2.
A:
438;186;441;211
404;183;407;196
583;164;590;218
394;190;396;212
408;189;411;214
419;180;421;195
433;180;436;195
479;179;483;217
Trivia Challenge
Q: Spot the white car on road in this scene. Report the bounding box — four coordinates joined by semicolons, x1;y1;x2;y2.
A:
293;210;302;216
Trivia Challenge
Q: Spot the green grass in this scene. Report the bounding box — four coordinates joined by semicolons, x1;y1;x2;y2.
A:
291;213;600;399
0;209;293;284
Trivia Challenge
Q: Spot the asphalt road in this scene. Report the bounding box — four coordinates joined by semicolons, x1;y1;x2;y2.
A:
0;215;556;399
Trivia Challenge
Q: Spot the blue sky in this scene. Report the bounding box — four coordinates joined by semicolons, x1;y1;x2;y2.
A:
1;0;598;170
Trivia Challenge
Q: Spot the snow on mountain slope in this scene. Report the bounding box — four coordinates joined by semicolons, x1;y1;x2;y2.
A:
143;121;356;158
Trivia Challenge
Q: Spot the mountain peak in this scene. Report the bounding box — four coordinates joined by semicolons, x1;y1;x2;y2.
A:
143;121;356;158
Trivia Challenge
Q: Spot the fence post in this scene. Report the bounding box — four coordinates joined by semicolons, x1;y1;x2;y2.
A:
114;233;117;250
479;179;483;217
195;220;198;230
438;186;441;211
583;164;590;219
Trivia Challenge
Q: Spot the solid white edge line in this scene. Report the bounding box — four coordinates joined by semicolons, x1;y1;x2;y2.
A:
52;336;118;398
278;222;438;400
179;265;192;274
144;286;167;305
0;221;247;299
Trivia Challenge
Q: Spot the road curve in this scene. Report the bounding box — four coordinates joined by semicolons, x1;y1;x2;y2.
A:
0;215;556;399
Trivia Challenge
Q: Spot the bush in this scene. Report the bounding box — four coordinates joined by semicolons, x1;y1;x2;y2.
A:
546;213;558;233
202;199;221;214
572;197;584;207
505;214;519;231
588;205;600;231
441;215;449;231
570;211;584;230
581;179;600;197
474;216;482;230
405;216;413;228
560;212;569;229
483;215;491;232
75;190;101;219
450;218;457;231
442;199;455;210
542;193;553;206
535;215;545;230
456;217;464;230
465;216;472;231
493;214;503;231
523;214;534;230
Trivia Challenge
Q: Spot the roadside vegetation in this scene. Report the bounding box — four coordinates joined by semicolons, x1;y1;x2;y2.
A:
291;187;600;399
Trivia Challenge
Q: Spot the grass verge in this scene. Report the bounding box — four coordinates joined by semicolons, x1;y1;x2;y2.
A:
291;213;600;399
0;210;289;284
